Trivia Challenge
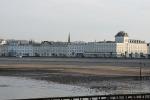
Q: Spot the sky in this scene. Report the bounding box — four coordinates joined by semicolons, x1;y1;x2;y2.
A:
0;0;150;42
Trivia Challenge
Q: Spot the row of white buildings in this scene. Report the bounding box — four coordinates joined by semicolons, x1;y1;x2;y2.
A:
0;31;150;58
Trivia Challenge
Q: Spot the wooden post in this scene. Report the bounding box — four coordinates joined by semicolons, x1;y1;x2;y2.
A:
140;64;142;80
139;62;142;80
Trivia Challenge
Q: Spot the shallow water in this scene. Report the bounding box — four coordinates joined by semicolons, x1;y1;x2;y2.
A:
0;76;103;100
87;79;150;94
0;76;150;100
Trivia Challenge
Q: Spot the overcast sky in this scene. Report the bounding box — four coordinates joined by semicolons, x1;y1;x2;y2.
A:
0;0;150;42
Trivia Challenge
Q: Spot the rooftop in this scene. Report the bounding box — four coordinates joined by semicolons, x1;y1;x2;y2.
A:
115;31;129;37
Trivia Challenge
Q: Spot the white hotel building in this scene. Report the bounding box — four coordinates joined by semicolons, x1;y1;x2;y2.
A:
0;31;149;58
85;31;148;58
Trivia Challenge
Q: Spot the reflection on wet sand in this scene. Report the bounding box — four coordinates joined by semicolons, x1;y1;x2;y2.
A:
0;58;150;99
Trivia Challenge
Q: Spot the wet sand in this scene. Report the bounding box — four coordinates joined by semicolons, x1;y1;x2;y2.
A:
0;57;150;88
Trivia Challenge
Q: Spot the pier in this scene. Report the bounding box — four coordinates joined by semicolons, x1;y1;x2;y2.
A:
15;93;150;100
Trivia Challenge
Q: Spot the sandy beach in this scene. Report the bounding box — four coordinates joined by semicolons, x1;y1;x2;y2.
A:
0;57;150;87
0;57;150;99
0;58;150;74
0;58;150;93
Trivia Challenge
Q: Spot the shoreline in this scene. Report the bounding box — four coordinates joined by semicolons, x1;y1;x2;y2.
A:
0;57;150;88
1;68;150;94
0;67;149;87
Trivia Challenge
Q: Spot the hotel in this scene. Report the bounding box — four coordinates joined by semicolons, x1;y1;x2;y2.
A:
0;31;149;58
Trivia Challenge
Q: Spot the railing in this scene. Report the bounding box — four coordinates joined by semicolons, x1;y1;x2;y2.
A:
14;93;150;100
